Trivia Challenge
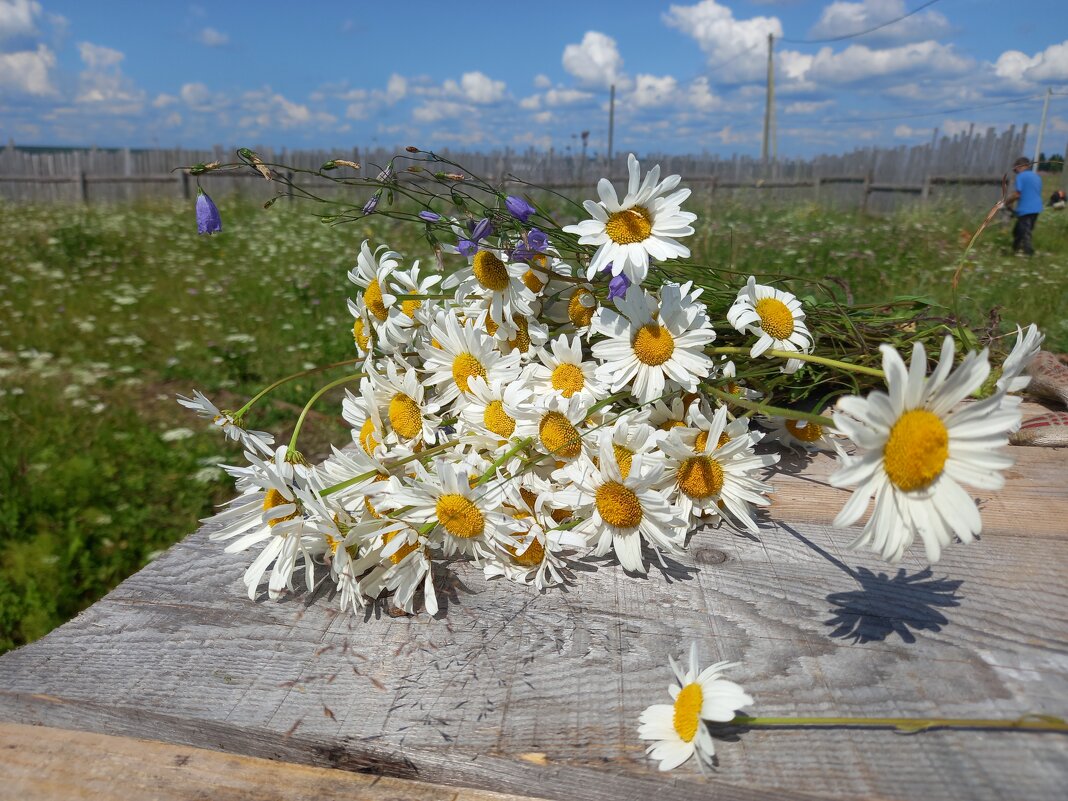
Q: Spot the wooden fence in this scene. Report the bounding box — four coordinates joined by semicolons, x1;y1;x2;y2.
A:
1;123;1063;211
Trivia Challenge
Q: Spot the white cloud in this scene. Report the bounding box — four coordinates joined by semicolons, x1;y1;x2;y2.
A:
443;71;505;104
995;40;1068;84
76;42;143;110
413;99;468;123
562;31;625;89
533;73;552;89
152;92;177;108
519;94;540;110
631;74;678;108
0;0;40;42
239;87;336;130
687;77;722;112
533;111;554;125
893;123;927;138
386;73;407;101
804;40;972;85
543;87;593;106
0;42;55;95
346;102;368;120
663;1;780;83
196;27;229;47
809;0;950;47
180;82;211;105
784;100;833;114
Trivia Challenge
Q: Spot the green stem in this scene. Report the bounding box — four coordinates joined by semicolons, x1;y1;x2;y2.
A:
706;386;835;428
287;374;363;455
731;714;1068;733
235;359;363;418
474;437;533;487
319;439;458;497
708;346;885;379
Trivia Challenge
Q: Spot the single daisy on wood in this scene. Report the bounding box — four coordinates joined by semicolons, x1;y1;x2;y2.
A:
638;642;753;771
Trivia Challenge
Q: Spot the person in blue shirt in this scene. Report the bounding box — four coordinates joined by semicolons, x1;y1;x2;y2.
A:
1007;156;1042;256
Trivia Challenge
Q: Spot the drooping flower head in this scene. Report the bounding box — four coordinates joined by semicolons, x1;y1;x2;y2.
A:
196;189;222;235
505;195;536;222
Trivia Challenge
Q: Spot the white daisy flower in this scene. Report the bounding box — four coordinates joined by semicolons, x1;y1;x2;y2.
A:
563;153;697;286
176;389;275;456
831;337;1022;563
419;311;521;410
346;298;375;357
341;382;386;457
514;392;594;467
458;375;532;451
760;415;837;452
311;443;394;518
593;284;715;405
444;248;536;334
377;259;441;352
347;240;400;332
561;437;686;575
524;334;605;405
727;276;812;374
659;405;778;531
366;356;443;446
385;458;522;560
599;415;662;480
559;284;598;333
494;312;549;360
355;525;438;615
638;643;753;772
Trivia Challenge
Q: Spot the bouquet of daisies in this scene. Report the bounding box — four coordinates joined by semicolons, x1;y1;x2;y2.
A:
179;149;1043;616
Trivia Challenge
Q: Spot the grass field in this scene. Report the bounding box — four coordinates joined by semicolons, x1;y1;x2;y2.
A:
1;193;1065;653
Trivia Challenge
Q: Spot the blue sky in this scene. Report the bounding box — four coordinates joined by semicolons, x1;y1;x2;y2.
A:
1;0;1066;157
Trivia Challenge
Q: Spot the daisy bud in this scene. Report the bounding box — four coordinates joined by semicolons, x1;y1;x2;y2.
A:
505;195;536;222
195;190;222;235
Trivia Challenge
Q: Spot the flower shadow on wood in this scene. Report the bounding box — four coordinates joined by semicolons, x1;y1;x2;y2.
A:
824;566;962;644
778;523;962;645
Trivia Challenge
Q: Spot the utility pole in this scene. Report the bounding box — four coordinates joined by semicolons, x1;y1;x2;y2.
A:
607;84;616;169
761;33;775;175
1033;87;1052;171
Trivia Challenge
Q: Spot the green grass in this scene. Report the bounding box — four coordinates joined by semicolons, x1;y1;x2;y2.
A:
1;194;1065;653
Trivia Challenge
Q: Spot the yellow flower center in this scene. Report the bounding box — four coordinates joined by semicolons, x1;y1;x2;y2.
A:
551;363;585;397
262;488;297;527
604;206;653;244
483;399;516;439
352;317;370;352
785;419;823;443
364;278;388;321
677;456;724;499
755;297;795;340
673;683;703;742
539;411;582;459
694;430;730;452
472;250;510;292
388;393;422;440
509;316;531;353
613;443;634;479
519;487;539;512
568;288;596;328
359;418;378;455
594;481;643;528
364;474;389;519
659;419;685;431
401;298;421;319
522;268;545;293
383;530;421;564
435;494;485;539
510;536;545;567
324;533;341;555
883;409;949;492
485;316;499;337
452;352;487;393
632;322;675;366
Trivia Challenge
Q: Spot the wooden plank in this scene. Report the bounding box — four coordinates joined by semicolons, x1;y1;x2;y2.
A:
1;414;1066;800
0;723;544;801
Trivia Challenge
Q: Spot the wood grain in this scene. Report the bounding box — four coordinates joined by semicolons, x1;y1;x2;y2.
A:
0;722;545;801
1;409;1065;801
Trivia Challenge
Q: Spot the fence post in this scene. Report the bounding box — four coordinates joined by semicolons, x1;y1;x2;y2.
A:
920;174;932;205
178;170;191;200
813;175;821;204
286;171;294;202
79;170;89;203
860;172;872;213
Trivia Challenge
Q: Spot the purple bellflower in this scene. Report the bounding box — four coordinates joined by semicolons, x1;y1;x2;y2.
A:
601;262;630;300
457;217;494;257
505;195;536;222
419;210;441;222
362;192;381;215
196;190;222;235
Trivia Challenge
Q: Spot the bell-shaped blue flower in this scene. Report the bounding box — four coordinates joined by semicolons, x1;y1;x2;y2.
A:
505;195;536;222
196;190;222;235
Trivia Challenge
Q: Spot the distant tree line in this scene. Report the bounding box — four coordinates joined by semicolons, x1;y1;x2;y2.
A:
1037;152;1065;172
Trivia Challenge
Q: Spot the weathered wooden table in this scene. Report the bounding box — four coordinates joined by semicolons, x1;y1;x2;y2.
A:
2;401;1066;800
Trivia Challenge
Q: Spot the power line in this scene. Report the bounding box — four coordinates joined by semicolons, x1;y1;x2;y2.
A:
781;0;944;45
819;93;1046;125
